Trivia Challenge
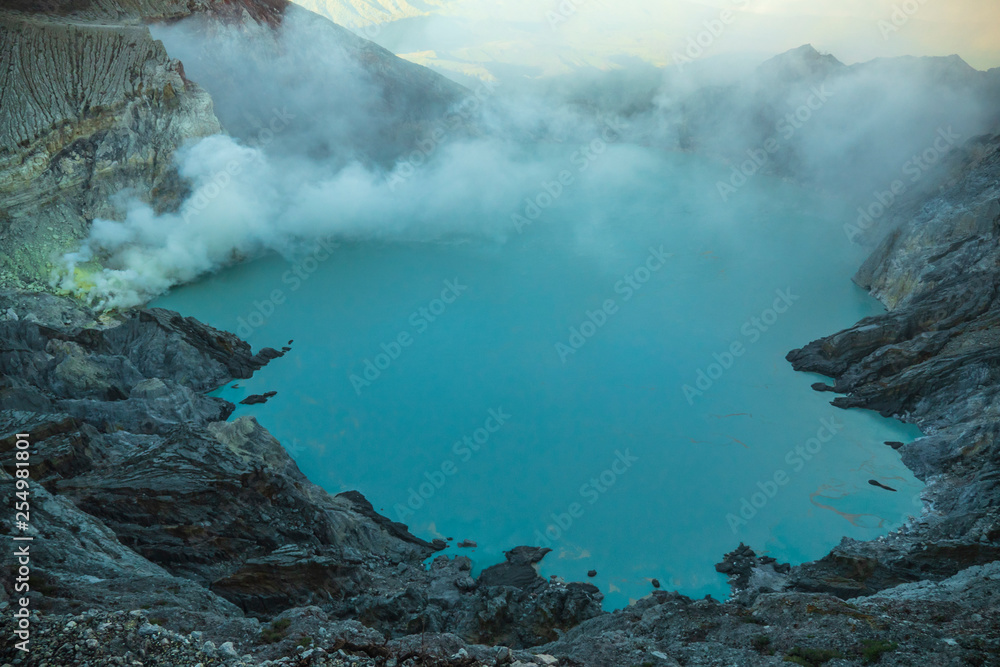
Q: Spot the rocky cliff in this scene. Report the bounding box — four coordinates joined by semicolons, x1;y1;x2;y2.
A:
0;0;465;293
0;3;221;290
783;132;1000;597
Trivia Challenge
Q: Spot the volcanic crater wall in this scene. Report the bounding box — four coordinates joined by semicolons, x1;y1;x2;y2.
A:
0;4;222;289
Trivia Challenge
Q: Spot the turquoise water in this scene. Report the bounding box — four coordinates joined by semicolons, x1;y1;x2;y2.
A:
154;148;924;608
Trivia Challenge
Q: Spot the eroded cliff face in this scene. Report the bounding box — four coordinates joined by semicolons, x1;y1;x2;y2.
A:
0;0;466;294
855;135;1000;310
0;3;231;290
0;6;224;291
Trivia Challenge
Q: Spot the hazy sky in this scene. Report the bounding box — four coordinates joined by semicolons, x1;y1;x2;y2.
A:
688;0;1000;68
297;0;1000;72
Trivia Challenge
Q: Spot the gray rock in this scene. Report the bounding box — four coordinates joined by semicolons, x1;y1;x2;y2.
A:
478;546;552;589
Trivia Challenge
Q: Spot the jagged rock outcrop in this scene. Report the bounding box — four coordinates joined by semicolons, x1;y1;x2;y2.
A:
541;562;1000;667
776;133;1000;605
477;546;552;589
0;297;431;579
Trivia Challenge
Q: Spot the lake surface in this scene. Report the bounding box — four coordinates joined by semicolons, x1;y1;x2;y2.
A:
155;147;924;609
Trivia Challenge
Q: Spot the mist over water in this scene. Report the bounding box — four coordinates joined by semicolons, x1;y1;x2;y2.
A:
52;7;999;309
155;146;924;609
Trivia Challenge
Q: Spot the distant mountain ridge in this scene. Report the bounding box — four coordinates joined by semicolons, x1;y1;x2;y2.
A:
288;1;1000;86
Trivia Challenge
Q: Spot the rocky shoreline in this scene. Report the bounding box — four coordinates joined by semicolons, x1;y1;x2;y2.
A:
0;294;603;666
3;131;1000;662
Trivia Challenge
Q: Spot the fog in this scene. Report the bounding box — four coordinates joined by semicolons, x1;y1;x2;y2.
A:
55;4;1000;308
